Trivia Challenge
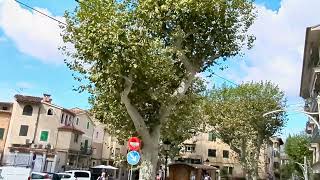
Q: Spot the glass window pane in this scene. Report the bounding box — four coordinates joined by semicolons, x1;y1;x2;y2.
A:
0;128;5;139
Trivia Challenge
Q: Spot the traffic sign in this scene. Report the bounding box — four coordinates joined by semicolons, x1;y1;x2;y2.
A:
127;151;140;165
128;137;141;151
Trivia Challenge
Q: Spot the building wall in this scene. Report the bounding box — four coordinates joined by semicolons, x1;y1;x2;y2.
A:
56;131;73;150
0;103;12;154
75;113;94;149
6;101;41;145
180;133;243;177
33;103;63;148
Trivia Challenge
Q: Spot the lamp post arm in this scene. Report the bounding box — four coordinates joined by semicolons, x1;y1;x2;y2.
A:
263;109;320;128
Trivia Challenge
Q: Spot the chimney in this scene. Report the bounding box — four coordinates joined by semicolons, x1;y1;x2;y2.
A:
43;94;52;103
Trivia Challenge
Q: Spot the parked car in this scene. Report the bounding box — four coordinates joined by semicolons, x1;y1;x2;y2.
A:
64;170;91;180
57;173;72;180
28;172;51;180
0;166;31;180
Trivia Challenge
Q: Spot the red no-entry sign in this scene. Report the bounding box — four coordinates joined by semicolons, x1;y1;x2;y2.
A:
128;137;141;151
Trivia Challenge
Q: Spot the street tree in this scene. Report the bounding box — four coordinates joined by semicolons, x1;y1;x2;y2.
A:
61;0;256;179
284;133;312;177
205;82;287;179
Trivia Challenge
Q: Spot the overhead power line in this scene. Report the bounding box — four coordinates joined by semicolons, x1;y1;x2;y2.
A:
212;73;238;86
14;0;67;26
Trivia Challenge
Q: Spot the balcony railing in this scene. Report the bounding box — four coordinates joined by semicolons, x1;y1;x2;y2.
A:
80;146;93;155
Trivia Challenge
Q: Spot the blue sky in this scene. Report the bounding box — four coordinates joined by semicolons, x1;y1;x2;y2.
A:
0;0;319;139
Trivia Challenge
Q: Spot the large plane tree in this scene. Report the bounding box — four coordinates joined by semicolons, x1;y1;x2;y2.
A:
61;0;256;179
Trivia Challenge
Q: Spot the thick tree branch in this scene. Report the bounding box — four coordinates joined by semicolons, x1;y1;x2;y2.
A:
159;70;196;123
120;75;151;141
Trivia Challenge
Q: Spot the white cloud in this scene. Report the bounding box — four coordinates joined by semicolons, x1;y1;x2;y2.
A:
0;0;65;64
224;0;320;97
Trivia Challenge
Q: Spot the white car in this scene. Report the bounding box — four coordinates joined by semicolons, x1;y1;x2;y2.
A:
0;166;31;180
64;170;91;180
57;173;72;180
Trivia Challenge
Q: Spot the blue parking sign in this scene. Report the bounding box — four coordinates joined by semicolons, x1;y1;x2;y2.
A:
127;151;140;165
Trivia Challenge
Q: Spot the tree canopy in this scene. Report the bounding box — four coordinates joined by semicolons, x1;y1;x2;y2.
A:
61;0;256;179
284;133;312;177
205;81;287;178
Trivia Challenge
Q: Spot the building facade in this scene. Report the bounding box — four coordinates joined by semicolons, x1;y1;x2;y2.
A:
0;102;13;162
300;24;320;173
178;132;245;179
2;94;95;172
177;132;283;179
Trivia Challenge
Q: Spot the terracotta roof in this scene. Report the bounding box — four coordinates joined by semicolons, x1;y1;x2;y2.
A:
58;125;84;134
0;102;13;105
62;108;76;116
14;94;42;104
70;108;85;114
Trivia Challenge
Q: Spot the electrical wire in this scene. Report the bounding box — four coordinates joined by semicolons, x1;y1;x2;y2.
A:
14;0;67;26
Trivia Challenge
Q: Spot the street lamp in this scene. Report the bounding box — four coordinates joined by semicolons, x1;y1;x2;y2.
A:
262;109;320;128
263;109;316;180
163;140;171;180
294;156;309;180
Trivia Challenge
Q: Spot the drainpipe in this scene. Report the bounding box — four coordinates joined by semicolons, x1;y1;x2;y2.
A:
32;105;41;144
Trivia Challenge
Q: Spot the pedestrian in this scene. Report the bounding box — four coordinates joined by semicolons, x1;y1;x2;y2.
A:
97;172;107;180
156;173;161;180
203;173;211;180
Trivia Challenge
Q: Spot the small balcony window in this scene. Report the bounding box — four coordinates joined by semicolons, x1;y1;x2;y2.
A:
208;149;216;157
22;105;33;116
223;150;229;158
47;108;53;115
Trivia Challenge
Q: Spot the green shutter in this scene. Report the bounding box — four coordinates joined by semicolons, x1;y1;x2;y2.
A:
0;128;4;140
40;131;49;141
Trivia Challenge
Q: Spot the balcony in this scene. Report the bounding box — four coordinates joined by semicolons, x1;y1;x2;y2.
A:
80;146;93;155
312;126;320;143
306;121;315;134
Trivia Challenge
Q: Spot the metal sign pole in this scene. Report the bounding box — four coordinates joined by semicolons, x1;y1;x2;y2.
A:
130;165;133;180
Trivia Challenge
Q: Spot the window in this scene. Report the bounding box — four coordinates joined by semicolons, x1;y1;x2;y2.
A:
223;150;229;158
74;134;79;143
40;131;49;141
228;167;233;175
87;122;90;129
208;149;216;157
208;132;216;141
19;125;28;136
68;116;72;125
65;115;68;125
0;128;4;140
74;172;89;178
61;114;64;124
22;105;33;116
274;162;280;169
47;109;53;115
186;145;195;152
76;118;79;125
2;106;8;110
96;132;99;138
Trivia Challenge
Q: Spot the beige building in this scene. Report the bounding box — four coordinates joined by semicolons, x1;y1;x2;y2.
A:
300;24;320;174
178;132;283;179
2;94;95;172
0;102;13;162
178;132;244;179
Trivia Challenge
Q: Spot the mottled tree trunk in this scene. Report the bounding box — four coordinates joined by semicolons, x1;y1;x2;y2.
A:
139;126;161;180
